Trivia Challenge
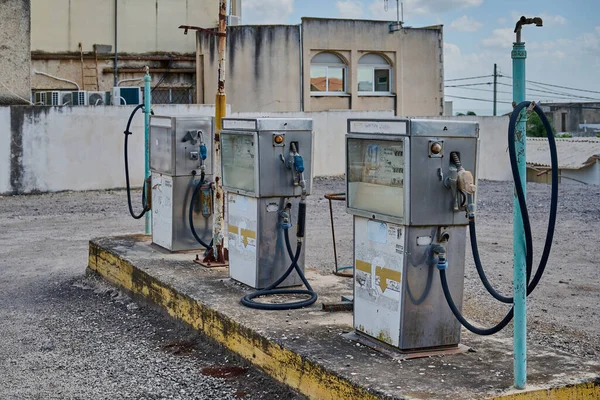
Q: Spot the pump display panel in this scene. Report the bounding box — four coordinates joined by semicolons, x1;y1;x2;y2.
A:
221;132;257;194
346;136;409;223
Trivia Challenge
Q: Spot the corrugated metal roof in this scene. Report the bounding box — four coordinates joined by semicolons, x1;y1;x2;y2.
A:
526;138;600;170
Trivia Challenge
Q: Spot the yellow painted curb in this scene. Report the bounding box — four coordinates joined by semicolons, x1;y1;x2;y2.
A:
490;380;600;399
88;240;600;400
88;240;381;400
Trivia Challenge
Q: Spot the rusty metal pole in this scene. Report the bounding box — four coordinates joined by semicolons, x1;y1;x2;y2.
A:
211;0;228;263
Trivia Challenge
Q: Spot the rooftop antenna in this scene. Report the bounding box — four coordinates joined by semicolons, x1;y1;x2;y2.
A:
388;0;404;33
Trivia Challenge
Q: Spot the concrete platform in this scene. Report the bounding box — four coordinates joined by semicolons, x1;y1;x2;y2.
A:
88;235;600;400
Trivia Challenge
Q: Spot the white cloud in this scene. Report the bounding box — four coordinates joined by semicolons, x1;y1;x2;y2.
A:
481;28;515;49
528;38;572;51
242;0;294;24
336;0;364;19
539;13;567;26
449;15;483;32
497;17;506;25
580;26;600;53
369;0;482;20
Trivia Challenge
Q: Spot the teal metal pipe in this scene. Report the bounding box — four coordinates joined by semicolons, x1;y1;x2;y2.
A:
511;41;527;389
144;72;152;235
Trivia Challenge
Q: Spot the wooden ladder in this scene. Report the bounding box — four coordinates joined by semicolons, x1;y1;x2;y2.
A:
80;43;100;91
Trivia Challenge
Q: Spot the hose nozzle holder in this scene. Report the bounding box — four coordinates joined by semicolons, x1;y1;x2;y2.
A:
280;210;292;230
432;244;447;270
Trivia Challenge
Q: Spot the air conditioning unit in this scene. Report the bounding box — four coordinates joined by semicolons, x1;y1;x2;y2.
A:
44;91;62;105
227;15;241;26
112;87;142;105
71;91;88;106
34;92;47;105
61;91;73;106
87;91;111;106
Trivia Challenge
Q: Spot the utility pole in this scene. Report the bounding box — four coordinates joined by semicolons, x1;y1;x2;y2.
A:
511;15;543;390
493;63;497;116
211;0;228;264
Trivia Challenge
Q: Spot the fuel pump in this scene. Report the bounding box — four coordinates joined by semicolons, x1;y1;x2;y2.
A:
147;115;215;252
220;118;317;310
345;118;479;350
345;110;557;351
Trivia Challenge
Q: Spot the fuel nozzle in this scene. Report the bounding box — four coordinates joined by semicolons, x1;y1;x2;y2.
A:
197;130;208;179
290;142;307;196
447;152;476;217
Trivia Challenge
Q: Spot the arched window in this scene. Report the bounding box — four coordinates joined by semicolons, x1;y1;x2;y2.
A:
358;53;392;94
310;52;347;94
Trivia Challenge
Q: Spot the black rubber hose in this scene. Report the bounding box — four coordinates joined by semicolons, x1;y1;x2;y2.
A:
440;269;514;335
241;226;318;310
439;101;558;335
124;104;149;220
406;264;434;305
188;172;213;249
296;202;306;238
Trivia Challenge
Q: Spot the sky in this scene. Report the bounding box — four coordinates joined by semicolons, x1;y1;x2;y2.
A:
241;0;600;116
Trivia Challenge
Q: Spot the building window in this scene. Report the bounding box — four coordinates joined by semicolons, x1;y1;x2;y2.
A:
358;53;392;94
310;52;347;94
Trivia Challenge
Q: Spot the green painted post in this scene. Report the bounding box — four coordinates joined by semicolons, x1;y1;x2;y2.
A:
144;70;152;235
511;40;527;390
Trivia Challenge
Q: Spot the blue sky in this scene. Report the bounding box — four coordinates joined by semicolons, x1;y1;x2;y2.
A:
242;0;600;116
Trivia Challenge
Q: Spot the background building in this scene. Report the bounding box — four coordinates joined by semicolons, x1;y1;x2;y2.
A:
29;0;241;103
0;0;31;105
527;137;600;185
541;102;600;136
196;18;444;116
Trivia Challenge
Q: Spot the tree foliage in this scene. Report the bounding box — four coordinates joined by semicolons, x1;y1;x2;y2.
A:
526;113;556;137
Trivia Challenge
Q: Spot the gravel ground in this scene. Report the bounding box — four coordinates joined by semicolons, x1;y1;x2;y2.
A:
306;178;600;360
0;190;304;400
0;179;598;399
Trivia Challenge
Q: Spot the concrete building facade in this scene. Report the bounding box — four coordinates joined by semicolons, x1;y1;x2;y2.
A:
0;0;31;105
196;18;444;115
29;0;241;100
541;102;600;136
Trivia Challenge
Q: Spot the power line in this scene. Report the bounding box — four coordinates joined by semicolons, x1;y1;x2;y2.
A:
445;74;493;82
526;79;600;95
499;74;600;96
445;82;493;88
495;81;600;100
445;86;513;95
445;95;513;104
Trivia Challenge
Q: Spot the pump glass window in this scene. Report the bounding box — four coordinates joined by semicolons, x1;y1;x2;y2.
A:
310;52;347;94
358;53;392;94
221;134;256;193
347;138;404;218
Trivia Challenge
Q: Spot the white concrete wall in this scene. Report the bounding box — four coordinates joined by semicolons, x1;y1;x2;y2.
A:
418;115;512;181
1;109;511;195
562;160;600;185
233;110;395;176
1;105;221;194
